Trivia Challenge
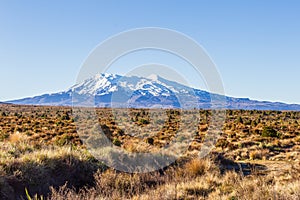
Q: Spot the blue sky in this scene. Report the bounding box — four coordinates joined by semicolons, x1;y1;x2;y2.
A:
1;1;300;104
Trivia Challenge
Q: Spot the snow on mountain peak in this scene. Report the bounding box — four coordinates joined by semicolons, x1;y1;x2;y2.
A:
71;73;177;97
71;73;118;95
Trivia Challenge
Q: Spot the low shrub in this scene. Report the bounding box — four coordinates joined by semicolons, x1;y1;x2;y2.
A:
261;126;280;138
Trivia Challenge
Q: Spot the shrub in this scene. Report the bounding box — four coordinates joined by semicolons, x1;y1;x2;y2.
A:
146;137;154;145
261;126;280;138
236;116;243;124
139;118;150;125
112;138;122;146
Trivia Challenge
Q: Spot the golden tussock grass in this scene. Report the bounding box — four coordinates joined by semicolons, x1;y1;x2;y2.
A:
1;105;300;199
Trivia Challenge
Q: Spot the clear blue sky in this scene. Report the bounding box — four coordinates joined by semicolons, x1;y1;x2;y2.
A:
1;1;300;104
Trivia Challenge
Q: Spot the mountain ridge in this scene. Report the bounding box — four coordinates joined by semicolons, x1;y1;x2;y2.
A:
6;73;300;111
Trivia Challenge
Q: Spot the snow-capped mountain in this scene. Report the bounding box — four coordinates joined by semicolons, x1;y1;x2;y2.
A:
71;73;203;108
6;73;300;110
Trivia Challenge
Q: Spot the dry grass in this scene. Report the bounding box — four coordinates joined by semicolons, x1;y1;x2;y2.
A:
9;132;26;144
0;104;300;199
184;158;215;177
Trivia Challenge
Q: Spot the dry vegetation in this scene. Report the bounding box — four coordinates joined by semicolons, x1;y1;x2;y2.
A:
0;104;300;199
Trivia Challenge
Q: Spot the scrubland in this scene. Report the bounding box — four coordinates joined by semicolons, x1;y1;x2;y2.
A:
0;104;299;199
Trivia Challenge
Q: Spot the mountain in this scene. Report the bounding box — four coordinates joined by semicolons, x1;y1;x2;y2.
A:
6;73;300;111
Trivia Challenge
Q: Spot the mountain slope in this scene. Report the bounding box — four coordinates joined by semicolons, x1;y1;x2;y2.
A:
6;73;300;111
0;102;10;105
